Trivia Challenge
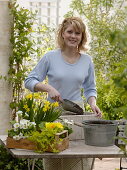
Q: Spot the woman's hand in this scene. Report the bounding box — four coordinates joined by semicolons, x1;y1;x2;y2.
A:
90;104;102;117
48;87;62;101
34;83;62;101
88;96;102;117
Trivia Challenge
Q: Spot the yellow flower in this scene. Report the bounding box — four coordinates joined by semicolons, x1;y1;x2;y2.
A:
25;94;32;100
26;108;30;112
44;101;50;106
55;122;63;129
46;122;55;129
52;102;59;107
45;122;63;129
23;104;28;109
43;107;48;112
33;93;42;99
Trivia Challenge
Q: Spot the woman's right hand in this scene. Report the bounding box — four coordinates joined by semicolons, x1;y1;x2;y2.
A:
48;86;62;102
34;83;62;102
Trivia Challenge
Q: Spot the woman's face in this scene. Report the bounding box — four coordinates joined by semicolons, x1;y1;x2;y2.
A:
62;24;82;49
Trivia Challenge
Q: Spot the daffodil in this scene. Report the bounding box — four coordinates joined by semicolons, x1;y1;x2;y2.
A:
25;94;33;100
33;93;42;99
23;104;28;109
43;107;48;112
44;101;50;106
26;107;30;112
42;105;49;112
52;102;59;107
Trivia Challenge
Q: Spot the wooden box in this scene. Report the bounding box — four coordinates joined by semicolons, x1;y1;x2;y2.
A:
6;130;69;152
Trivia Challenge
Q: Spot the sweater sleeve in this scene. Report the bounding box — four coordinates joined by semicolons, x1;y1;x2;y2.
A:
24;54;49;92
82;58;97;102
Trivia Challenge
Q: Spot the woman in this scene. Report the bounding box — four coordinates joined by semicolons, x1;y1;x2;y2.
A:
25;17;101;117
25;16;101;170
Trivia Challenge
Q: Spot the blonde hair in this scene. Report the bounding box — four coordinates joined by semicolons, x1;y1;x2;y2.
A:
56;17;90;52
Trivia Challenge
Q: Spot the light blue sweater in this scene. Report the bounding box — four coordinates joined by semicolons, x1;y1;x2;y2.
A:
24;49;97;102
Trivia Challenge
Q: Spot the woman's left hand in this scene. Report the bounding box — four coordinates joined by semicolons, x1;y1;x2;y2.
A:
88;96;102;117
90;104;102;117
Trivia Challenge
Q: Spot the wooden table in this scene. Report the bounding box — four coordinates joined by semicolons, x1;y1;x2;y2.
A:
0;135;126;170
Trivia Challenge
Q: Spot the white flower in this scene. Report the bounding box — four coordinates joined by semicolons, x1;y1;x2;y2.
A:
20;124;27;129
16;110;23;116
20;119;30;125
25;112;29;117
29;122;36;127
14;128;18;132
13;122;20;129
19;132;23;137
63;119;74;125
13;135;20;140
69;120;74;125
63;119;69;123
20;119;30;129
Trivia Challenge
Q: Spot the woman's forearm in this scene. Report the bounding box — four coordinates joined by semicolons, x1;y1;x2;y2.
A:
34;83;62;101
34;82;54;93
88;96;96;107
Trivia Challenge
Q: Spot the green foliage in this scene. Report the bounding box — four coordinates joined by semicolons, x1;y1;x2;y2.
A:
36;24;55;57
8;118;36;139
59;119;73;135
9;0;36;104
16;93;62;130
96;73;125;120
0;145;43;170
8;1;56;121
8;93;63;140
28;122;66;153
68;0;127;120
0;145;27;170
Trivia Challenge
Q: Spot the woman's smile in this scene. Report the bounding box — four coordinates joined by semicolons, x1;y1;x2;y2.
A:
62;25;82;48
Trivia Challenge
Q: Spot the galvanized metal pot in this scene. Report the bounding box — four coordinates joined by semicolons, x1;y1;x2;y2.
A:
82;120;118;147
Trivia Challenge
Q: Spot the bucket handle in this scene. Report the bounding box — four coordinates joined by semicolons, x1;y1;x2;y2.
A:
74;122;84;127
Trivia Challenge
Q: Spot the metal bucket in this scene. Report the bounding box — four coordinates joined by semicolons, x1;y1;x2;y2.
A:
82;120;118;147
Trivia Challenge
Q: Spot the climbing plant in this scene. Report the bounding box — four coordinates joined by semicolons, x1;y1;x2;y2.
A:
8;0;56;118
8;0;36;115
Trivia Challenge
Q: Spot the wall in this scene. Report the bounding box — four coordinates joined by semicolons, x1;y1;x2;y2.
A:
0;0;12;134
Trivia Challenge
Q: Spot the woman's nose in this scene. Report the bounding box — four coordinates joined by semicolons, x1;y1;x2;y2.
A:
71;33;76;37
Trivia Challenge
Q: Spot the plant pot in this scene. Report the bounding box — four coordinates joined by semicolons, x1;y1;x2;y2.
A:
6;130;69;152
82;120;118;147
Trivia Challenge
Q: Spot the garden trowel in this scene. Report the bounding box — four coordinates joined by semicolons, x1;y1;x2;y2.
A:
60;99;84;115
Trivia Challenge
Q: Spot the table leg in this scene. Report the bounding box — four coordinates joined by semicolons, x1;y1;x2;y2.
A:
61;158;64;170
120;158;127;170
28;158;36;170
28;159;31;170
90;158;95;170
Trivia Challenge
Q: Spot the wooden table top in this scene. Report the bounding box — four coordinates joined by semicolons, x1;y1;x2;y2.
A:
0;135;125;159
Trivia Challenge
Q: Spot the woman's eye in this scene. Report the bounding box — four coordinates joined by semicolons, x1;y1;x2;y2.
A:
67;31;72;34
76;32;81;35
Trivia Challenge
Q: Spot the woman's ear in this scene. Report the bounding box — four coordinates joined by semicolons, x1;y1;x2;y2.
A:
62;32;64;39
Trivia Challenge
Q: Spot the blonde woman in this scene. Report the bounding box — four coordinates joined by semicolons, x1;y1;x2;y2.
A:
25;17;101;117
25;17;101;170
